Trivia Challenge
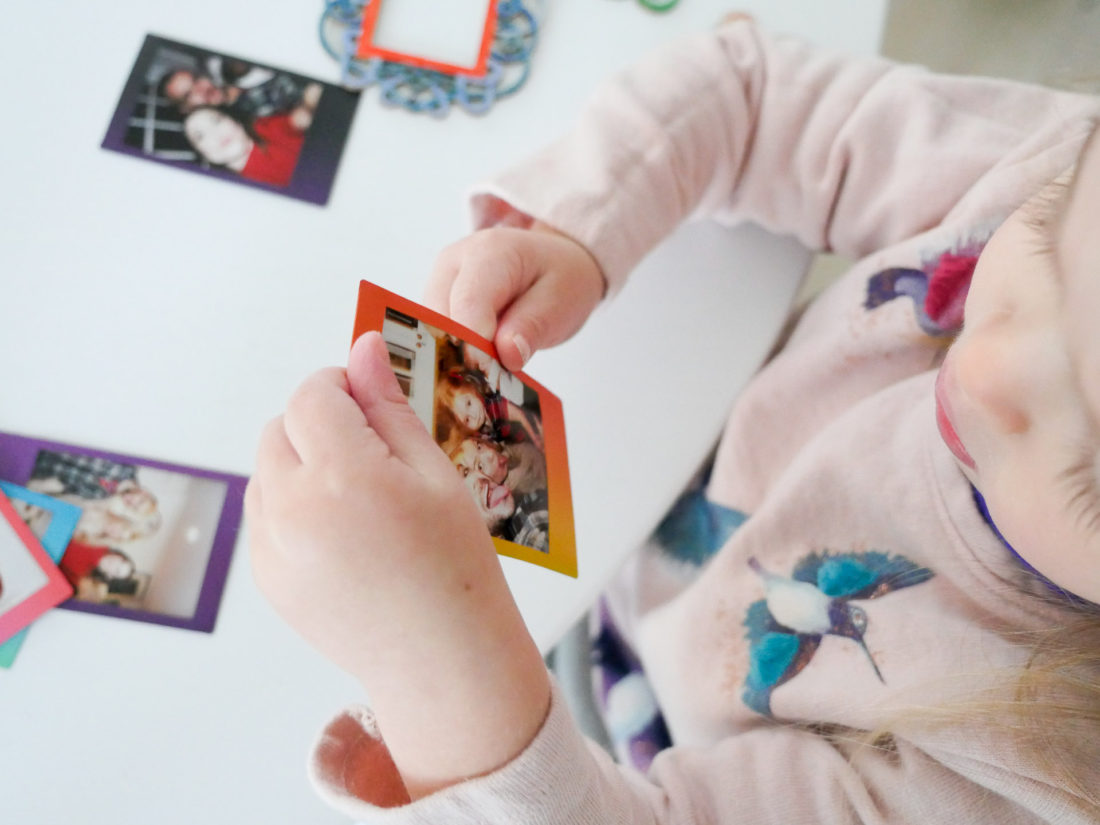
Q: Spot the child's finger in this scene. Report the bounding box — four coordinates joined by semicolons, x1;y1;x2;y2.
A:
719;11;754;26
347;332;449;473
283;367;390;466
448;265;515;342
243;475;264;521
254;415;302;483
246;506;291;610
447;230;539;340
424;245;460;316
494;268;602;372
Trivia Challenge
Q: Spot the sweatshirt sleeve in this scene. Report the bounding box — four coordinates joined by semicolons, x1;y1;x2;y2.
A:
471;20;1099;294
308;680;1046;825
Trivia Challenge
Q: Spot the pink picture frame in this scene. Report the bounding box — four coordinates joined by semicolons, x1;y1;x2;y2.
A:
0;492;72;645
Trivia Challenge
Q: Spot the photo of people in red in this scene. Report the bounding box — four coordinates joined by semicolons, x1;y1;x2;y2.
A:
381;307;550;553
26;451;156;605
25;449;230;617
104;35;359;205
121;40;322;187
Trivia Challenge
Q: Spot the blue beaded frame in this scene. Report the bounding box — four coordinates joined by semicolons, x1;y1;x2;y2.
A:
319;0;542;117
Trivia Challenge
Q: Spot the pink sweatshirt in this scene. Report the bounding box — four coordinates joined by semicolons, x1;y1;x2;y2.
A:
309;21;1100;824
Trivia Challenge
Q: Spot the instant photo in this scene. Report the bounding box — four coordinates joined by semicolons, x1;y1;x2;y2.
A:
102;34;360;205
0;432;246;632
353;281;577;577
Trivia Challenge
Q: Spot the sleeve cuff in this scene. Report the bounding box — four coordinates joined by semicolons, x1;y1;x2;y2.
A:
308;677;619;824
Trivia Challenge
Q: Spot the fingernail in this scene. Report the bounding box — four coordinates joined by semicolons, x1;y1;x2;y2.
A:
512;333;531;367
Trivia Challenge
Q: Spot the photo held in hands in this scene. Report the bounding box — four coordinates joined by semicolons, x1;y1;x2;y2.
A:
351;280;576;577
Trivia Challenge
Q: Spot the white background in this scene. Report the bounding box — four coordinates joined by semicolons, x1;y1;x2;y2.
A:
0;1;884;821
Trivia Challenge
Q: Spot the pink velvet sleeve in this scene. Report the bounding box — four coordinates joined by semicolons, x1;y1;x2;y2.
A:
471;20;1097;294
308;680;1046;824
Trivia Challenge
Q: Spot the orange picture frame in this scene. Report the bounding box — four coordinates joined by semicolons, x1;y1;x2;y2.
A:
352;281;577;577
355;0;499;77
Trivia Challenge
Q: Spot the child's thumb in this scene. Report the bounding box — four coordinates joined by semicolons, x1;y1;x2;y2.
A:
346;332;446;470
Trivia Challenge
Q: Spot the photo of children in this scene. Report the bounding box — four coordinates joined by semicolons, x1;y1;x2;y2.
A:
26;450;225;617
353;280;576;576
102;35;360;205
0;432;247;632
382;308;550;553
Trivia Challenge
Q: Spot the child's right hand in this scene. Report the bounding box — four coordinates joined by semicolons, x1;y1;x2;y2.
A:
247;332;550;798
425;222;606;373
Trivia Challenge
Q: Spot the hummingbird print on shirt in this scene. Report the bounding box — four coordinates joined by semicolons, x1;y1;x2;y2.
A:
742;551;933;716
863;239;988;335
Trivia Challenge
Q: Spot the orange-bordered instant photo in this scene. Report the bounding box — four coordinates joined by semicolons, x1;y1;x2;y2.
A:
352;281;576;577
355;0;499;77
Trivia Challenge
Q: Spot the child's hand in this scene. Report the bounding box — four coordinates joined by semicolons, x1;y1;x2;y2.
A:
247;332;550;798
247;331;496;681
426;222;606;373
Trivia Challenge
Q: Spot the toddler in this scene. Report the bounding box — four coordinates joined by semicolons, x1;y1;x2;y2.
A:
247;18;1100;824
435;368;542;447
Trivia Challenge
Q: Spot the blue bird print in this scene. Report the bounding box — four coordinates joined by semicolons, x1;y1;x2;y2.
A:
742;551;933;716
654;484;748;567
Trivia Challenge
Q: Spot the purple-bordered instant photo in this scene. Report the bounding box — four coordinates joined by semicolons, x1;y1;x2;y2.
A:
102;34;360;206
0;431;246;633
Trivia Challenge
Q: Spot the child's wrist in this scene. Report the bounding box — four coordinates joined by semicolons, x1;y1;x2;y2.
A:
349;558;550;799
362;603;551;799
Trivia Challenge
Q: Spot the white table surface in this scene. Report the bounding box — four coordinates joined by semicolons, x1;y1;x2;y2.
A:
0;1;884;821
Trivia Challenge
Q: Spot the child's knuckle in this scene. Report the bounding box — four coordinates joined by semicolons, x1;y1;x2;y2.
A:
285;384;326;431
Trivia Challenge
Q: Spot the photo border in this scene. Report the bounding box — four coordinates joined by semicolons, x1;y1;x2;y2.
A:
0;491;73;646
0;482;84;561
352;280;577;577
0;431;247;633
355;0;499;77
101;34;361;206
0;482;83;667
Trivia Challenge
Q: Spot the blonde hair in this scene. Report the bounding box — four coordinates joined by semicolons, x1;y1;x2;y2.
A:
846;599;1100;812
1007;617;1100;807
939;608;1100;809
67;485;163;544
434;370;483;411
434;370;491;443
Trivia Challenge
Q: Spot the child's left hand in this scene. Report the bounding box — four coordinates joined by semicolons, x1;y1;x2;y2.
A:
247;332;550;798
